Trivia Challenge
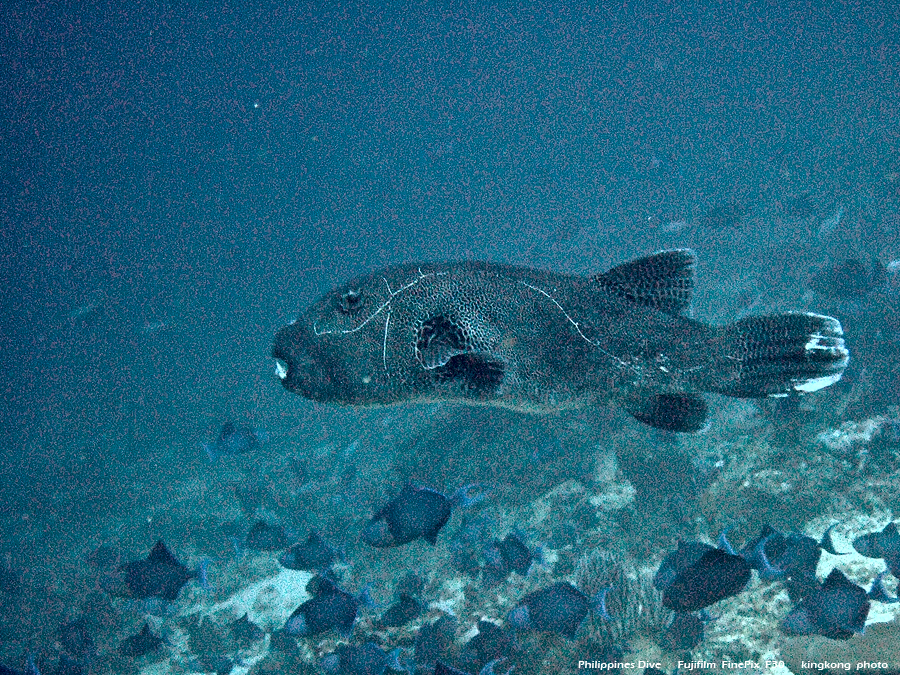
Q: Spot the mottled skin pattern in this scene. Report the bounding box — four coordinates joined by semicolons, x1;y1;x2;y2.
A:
272;260;717;412
272;251;847;430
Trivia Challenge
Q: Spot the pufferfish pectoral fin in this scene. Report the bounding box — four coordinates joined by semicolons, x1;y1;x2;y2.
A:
415;313;506;396
415;314;470;369
623;391;708;432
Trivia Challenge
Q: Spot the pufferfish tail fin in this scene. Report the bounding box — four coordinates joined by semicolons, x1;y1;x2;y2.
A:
705;312;849;399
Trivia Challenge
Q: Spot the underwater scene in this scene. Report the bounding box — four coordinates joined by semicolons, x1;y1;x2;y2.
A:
1;2;899;675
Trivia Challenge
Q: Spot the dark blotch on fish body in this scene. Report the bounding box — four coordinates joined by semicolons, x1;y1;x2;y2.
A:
434;662;513;675
654;542;711;590
781;568;870;640
0;665;35;675
655;542;750;612
659;611;705;650
808;257;888;300
782;193;819;219
738;525;822;601
378;571;426;627
0;560;22;596
204;422;265;462
700;200;746;228
321;642;398;675
362;483;454;547
273;250;848;433
230;613;264;646
51;654;86;675
59;617;94;660
483;533;536;585
460;620;516;672
395;569;426;596
86;544;123;570
435;664;471;675
414;616;457;669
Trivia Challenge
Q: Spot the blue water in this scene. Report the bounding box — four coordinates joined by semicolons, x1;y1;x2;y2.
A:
1;1;898;672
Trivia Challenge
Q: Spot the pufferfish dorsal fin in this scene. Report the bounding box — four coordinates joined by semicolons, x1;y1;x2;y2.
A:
592;248;696;316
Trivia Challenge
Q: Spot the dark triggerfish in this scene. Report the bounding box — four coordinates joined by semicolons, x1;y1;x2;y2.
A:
103;540;199;601
284;576;363;637
118;622;164;657
279;530;341;571
781;568;870;640
654;541;751;612
203;422;266;462
507;581;610;639
272;250;848;432
361;483;478;548
853;522;900;578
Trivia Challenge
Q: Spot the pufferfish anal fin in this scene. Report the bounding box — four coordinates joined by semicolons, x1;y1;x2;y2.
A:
624;391;708;432
592;248;696;316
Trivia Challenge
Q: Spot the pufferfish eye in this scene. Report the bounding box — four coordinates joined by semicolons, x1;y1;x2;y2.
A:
338;289;364;314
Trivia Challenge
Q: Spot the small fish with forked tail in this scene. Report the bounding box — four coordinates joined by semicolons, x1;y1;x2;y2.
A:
202;422;268;462
361;483;482;548
102;540;204;601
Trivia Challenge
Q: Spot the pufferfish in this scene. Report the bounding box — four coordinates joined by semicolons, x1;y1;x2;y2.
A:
272;249;848;432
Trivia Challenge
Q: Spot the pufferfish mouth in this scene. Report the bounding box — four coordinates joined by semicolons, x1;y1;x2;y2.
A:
270;347;316;391
271;323;314;391
272;320;350;400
